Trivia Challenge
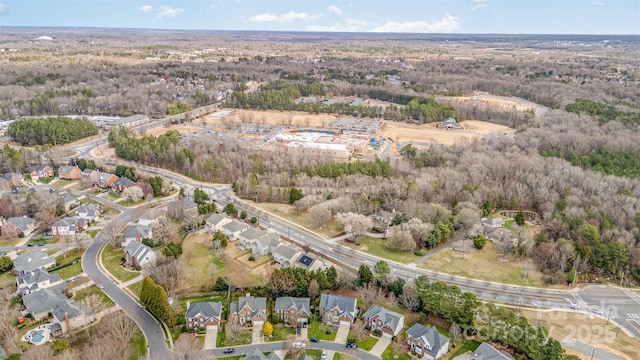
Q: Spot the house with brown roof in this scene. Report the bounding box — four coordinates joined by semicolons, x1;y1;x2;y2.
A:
57;165;81;180
95;172;119;188
29;164;54;180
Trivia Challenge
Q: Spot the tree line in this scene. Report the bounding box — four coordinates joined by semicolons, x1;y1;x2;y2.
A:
7;117;99;146
541;148;640;180
566;98;640;127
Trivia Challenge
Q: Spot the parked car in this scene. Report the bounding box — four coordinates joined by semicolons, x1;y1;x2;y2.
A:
569;303;580;309
309;338;319;343
223;348;235;354
346;342;358;349
292;342;305;348
321;351;327;359
592;307;603;315
97;284;104;289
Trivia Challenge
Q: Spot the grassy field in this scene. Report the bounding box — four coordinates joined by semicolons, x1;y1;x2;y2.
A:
354;335;378;351
216;326;252;347
521;309;640;360
449;340;480;358
177;294;226;314
27;237;60;245
0;237;22;247
86;229;99;238
307;321;337;341
183;234;225;292
56;247;85;262
53;179;77;188
118;198;146;207
341;236;421;264
102;244;140;282
129;329;147;360
419;242;544;287
252;201;341;238
0;271;14;288
381;345;411;360
74;285;114;306
128;280;144;298
267;324;296;341
51;261;83;279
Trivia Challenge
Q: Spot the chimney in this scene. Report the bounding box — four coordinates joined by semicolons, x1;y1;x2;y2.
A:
187;301;190;309
64;312;71;333
246;293;251;297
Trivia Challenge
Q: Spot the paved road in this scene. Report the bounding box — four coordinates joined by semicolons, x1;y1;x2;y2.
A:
561;339;625;360
81;202;171;359
205;341;379;360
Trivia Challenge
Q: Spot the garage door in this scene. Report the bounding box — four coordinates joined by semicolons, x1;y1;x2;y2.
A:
339;320;351;326
207;325;218;331
253;320;264;327
382;332;393;339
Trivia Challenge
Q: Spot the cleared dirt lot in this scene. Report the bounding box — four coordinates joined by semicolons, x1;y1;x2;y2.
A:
380;120;512;146
143;124;200;137
439;92;545;113
199;109;336;128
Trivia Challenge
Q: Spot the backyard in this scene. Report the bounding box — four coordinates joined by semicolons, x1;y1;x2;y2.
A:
419;242;544;287
74;285;114;307
341;236;421;264
101;244;140;282
50;248;86;280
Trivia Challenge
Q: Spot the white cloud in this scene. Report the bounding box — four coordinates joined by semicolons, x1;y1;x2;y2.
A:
139;5;153;13
0;3;8;14
471;0;487;10
328;5;342;15
306;18;368;32
249;11;321;23
370;15;460;33
157;6;185;18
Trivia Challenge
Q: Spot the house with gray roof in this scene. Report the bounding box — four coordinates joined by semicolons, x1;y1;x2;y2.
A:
252;232;281;256
239;227;268;249
13;250;55;275
76;202;101;221
57;165;81;180
295;253;328;272
363;305;405;337
95;171;119;188
51;216;87;236
167;197;198;218
111;177;137;192
275;297;310;325
319;293;357;325
272;244;302;267
29;164;54;180
22;286;88;334
436;117;462;130
240;349;280;360
406;323;450;360
16;268;63;296
481;217;505;228
222;220;250;241
1;216;35;236
81;168;98;181
61;192;79;211
185;301;222;329
122;224;152;247
205;213;232;233
229;295;267;326
453;342;515;360
124;241;156;268
137;208;166;227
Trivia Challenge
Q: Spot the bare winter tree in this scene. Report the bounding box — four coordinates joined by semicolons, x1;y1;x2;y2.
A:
171;334;204;360
225;320;242;343
399;281;421;312
82;293;106;323
336;269;357;289
282;335;305;360
122;186;144;202
0;287;20;354
105;311;139;348
449;322;463;343
336;212;373;243
145;255;187;298
21;344;54;360
308;279;320;300
152;217;179;246
357;283;384;310
308;203;332;229
387;227;416;252
102;222;121;248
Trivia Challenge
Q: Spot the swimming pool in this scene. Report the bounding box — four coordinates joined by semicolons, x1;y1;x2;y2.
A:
30;330;45;345
21;325;52;345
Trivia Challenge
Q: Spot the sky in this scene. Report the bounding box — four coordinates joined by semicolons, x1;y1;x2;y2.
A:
0;0;638;35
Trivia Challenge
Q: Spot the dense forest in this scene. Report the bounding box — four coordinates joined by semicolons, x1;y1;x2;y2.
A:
7;117;99;146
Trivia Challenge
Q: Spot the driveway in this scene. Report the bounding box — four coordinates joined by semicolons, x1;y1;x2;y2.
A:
203;327;218;350
334;324;350;344
369;336;391;357
252;326;264;344
297;326;308;340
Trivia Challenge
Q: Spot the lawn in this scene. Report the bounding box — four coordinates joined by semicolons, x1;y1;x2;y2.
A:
177;294;226;314
53;179;77;188
449;340;480;358
118;198;146;207
129;329;147;360
74;285;114;306
27;237;60;245
56;247;85;262
267;324;296;341
419;242;544;287
101;244;140;282
51;261;83;279
0;271;14;288
108;192;122;199
307;320;337;341
216;326;252;347
183;234;226;292
128;280;144;298
381;345;411;360
353;335;378;351
305;349;323;359
218;356;243;360
341;236;421;264
86;229;99;238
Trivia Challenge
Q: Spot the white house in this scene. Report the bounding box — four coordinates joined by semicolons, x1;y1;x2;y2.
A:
124;241;156;268
16;268;63;296
252;232;281;256
222;220;250;241
205;213;232;233
272;244;302;267
76;203;101;222
51;217;87;236
137;208;166;227
239;227;268;250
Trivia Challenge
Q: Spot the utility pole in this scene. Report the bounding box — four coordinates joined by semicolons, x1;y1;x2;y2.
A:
590;347;595;360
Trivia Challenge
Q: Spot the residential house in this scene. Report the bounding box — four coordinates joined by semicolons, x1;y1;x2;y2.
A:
295;254;328;272
222;220;250;241
51;217;87;236
22;287;88;334
229;295;267;326
274;297;310;325
76;203;101;222
372;210;395;228
272;244;302;267
205;213;232;233
319;294;358;326
185;301;222;329
436;117;462;130
60;192;79;211
1;216;36;236
240;349;280;360
453;342;515;360
252;232;281;257
13;250;55;275
16;268;63;296
137;208;166;227
29;164;54;180
406;323;450;360
111;177;137;192
95;172;119;188
80;168;98;182
122;224;152;247
362;305;405;338
481;217;505;228
124;241;156;268
57;165;81;180
238;227;268;250
166;197;197;218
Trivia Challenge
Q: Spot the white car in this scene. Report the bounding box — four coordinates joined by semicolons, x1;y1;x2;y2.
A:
321;351;327;359
292;342;305;348
592;307;603;315
569;303;580;309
